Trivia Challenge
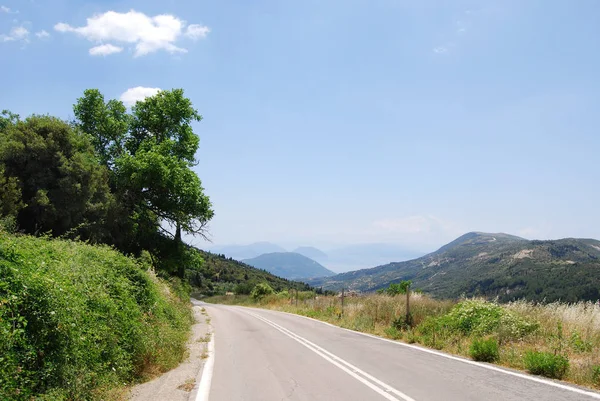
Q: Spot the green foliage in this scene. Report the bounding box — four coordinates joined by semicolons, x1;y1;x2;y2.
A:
383;281;412;296
592;365;600;386
440;300;538;339
0;232;192;400
251;283;275;301
523;351;569;379
0;115;113;241
469;338;500;362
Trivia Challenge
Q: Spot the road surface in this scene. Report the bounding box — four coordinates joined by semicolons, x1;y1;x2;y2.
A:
200;303;600;401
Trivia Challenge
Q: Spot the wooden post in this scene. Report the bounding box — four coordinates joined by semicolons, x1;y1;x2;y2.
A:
341;288;345;316
405;285;411;327
295;288;298;307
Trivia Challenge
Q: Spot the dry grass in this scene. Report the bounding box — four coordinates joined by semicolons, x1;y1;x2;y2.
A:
207;292;600;389
177;378;196;392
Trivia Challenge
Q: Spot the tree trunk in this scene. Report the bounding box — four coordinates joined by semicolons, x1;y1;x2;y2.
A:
176;222;185;279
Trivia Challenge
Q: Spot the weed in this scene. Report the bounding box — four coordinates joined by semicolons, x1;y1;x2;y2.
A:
177;378;196;392
469;338;500;362
523;351;569;379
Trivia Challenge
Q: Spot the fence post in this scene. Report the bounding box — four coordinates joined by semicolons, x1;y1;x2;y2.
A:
341;288;345;316
295;288;298;307
406;284;411;327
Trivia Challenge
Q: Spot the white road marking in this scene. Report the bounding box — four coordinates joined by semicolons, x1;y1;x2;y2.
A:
263;308;600;400
246;310;416;401
195;322;215;401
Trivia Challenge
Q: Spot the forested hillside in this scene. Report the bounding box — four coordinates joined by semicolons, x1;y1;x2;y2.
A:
310;232;600;302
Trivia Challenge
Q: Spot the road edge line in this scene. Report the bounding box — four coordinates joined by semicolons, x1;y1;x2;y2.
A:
192;311;215;401
245;306;600;400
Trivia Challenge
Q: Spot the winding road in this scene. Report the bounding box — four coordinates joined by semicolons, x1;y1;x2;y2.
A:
198;303;600;401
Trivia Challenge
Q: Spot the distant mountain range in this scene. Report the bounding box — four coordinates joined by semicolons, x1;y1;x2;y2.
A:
209;242;424;273
242;252;336;280
209;242;287;260
306;232;600;303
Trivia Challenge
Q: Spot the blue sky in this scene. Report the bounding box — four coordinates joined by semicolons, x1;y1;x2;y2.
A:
1;0;599;253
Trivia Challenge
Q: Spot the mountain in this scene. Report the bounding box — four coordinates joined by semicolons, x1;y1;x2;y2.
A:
242;252;336;280
209;242;286;260
307;232;600;303
293;246;328;261
192;249;311;295
324;243;425;273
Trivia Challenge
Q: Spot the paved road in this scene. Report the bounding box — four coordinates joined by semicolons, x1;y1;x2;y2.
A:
201;303;600;401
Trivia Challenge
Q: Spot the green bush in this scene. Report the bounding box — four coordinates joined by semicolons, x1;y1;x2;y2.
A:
251;283;275;300
440;299;537;338
469;338;500;362
592;366;600;386
523;351;569;379
0;232;192;400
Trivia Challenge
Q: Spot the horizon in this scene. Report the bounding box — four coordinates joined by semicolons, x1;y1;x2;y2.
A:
2;0;599;251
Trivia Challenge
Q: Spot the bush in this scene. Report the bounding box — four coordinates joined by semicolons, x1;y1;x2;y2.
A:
469;338;500;362
0;233;192;400
523;351;569;379
251;283;274;301
442;299;537;338
592;366;600;386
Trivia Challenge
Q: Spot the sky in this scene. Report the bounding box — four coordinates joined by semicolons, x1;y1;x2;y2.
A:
1;0;599;253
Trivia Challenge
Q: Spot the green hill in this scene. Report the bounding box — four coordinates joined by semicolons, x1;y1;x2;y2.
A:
191;249;312;295
242;252;336;279
309;232;600;302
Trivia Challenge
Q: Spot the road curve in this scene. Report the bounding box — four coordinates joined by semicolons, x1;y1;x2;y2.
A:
201;303;600;401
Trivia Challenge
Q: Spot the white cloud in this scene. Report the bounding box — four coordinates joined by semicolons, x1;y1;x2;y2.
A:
89;43;123;56
54;10;210;57
1;25;29;42
35;30;50;38
0;5;17;13
433;46;448;54
185;24;210;40
120;86;162;107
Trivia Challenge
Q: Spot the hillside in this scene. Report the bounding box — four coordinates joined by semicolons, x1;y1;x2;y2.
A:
209;242;286;260
243;252;336;279
192;249;311;295
309;232;600;302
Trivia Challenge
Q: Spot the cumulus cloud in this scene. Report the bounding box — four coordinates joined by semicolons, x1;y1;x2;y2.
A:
54;10;209;57
35;30;50;38
1;25;29;42
89;43;123;56
120;86;162;107
185;24;210;40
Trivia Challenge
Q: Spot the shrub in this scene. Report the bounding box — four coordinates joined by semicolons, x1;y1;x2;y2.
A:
469;338;500;362
0;233;192;400
592;366;600;386
251;283;274;301
523;351;569;379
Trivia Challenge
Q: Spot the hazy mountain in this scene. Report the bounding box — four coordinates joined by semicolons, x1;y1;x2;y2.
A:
308;232;600;303
324;243;425;273
293;246;328;261
242;252;336;280
209;242;286;260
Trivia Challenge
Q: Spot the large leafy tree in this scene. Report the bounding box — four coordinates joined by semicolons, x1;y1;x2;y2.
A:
74;89;214;276
0;115;113;240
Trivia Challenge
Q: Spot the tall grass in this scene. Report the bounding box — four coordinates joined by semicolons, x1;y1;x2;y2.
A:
0;232;193;400
207;291;600;389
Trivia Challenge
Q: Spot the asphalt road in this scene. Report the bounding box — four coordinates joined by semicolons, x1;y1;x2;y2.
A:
201;303;600;401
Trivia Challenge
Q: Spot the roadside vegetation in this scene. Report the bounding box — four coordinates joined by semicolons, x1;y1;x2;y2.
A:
207;282;600;389
0;229;193;400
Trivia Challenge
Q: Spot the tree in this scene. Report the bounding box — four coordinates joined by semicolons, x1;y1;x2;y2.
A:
0;115;113;240
73;89;214;276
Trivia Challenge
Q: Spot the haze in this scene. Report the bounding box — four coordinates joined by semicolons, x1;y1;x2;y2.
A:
2;0;599;253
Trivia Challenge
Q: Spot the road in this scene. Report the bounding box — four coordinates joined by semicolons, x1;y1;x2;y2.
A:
200;303;600;401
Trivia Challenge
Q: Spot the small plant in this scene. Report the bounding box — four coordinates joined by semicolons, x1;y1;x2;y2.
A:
469;338;500;362
177;378;196;392
592;366;600;386
251;283;275;301
384;326;402;340
523;351;569;379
